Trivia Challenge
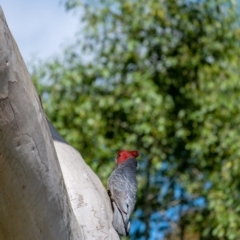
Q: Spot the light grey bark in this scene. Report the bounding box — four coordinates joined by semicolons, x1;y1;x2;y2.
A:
50;123;119;239
0;6;119;240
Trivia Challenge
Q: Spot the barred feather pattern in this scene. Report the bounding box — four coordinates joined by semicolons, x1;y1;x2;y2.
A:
108;158;138;236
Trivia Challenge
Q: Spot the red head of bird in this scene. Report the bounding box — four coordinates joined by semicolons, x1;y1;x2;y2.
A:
116;150;139;164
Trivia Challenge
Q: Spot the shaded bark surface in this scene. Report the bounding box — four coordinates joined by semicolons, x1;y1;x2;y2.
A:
0;6;119;240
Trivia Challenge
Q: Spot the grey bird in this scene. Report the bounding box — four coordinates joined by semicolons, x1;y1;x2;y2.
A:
108;150;139;236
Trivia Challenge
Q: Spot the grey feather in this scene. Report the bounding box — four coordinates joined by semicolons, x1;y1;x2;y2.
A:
108;157;137;236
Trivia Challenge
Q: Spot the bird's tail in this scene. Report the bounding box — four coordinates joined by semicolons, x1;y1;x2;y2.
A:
112;202;130;236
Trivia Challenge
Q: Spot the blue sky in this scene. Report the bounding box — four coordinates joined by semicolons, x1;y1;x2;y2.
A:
1;0;79;62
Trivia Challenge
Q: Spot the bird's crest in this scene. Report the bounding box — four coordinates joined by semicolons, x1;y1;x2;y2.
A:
116;150;139;164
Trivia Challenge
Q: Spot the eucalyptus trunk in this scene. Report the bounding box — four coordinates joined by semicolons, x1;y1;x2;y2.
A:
0;6;119;240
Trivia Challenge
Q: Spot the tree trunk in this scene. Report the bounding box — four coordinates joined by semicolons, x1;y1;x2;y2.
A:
0;6;119;240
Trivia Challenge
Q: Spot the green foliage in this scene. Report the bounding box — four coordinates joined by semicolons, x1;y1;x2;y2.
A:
32;0;240;238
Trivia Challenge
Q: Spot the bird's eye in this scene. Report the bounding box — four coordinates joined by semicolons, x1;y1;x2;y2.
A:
118;154;121;157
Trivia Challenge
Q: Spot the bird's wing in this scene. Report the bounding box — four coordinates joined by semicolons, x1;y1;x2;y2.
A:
112;201;128;236
108;170;129;215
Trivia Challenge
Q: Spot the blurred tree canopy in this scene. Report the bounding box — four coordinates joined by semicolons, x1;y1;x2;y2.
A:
32;0;240;239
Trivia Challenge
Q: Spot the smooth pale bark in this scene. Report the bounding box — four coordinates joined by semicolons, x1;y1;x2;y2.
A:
49;123;119;239
0;6;119;240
